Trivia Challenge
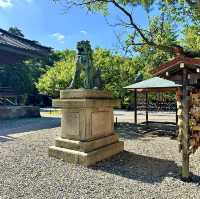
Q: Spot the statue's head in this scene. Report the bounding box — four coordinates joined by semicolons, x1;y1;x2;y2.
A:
77;40;92;56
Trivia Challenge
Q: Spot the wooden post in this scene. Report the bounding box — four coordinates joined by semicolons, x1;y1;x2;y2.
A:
134;89;137;124
181;68;190;180
146;91;149;125
176;104;178;126
15;96;18;105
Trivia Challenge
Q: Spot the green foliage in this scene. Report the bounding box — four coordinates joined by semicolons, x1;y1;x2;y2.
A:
93;48;137;100
130;17;178;72
53;0;199;55
0;49;73;95
2;0;200;106
0;27;72;95
36;48;140;103
36;50;76;97
0;64;33;93
23;50;70;83
8;27;24;37
182;25;200;52
149;17;177;46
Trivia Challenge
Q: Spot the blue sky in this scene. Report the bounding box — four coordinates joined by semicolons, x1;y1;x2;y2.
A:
0;0;149;51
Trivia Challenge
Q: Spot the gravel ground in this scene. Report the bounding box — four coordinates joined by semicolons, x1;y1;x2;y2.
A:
0;115;200;199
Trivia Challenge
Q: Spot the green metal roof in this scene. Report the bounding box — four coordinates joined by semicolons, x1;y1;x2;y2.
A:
124;77;182;90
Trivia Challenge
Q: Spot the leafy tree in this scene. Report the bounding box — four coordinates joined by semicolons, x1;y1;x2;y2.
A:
24;50;74;93
24;50;68;83
182;25;200;52
93;48;137;100
52;0;200;55
0;64;33;93
36;50;76;97
8;27;24;37
131;16;178;73
0;49;72;97
36;48;139;102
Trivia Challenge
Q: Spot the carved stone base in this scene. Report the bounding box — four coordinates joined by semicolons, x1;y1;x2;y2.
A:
49;135;124;166
48;89;124;166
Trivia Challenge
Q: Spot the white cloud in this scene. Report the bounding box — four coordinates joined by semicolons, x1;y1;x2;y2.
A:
80;30;87;35
0;0;13;8
52;33;65;43
0;0;32;9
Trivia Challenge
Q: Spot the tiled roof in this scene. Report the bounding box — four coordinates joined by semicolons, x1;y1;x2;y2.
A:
0;28;51;57
153;56;200;76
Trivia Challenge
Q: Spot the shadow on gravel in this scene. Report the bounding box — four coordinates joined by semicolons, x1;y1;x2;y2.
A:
92;150;179;183
115;122;177;140
190;174;200;185
0;117;61;142
0;135;16;142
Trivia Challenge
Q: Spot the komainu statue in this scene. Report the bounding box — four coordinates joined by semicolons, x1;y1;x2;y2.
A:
69;40;101;89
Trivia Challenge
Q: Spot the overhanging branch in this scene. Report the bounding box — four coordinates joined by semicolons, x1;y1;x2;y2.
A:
111;0;178;54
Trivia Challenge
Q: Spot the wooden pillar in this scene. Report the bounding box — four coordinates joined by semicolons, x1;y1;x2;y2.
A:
146;91;149;125
15;96;18;105
181;68;190;180
134;89;137;124
175;103;178;125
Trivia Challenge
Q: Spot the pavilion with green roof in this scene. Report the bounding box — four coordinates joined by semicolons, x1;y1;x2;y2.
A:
124;77;182;91
124;77;182;124
125;47;200;180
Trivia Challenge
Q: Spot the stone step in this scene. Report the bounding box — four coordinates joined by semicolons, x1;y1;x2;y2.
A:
55;133;119;152
49;141;124;166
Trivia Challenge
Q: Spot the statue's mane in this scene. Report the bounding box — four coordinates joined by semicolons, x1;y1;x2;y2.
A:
77;40;92;56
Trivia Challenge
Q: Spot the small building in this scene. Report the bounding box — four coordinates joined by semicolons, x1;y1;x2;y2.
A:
154;47;200;180
0;28;51;65
0;28;51;119
153;47;200;86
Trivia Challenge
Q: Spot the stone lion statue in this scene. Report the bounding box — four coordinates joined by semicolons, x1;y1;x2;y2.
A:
69;40;101;89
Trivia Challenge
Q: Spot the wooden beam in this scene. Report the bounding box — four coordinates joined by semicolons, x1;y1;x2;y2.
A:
181;67;190;180
134;89;137;124
134;87;179;93
0;43;49;58
146;92;149;125
176;104;178;126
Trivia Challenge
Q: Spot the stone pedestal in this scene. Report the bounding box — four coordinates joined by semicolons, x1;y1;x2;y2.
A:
48;89;124;166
